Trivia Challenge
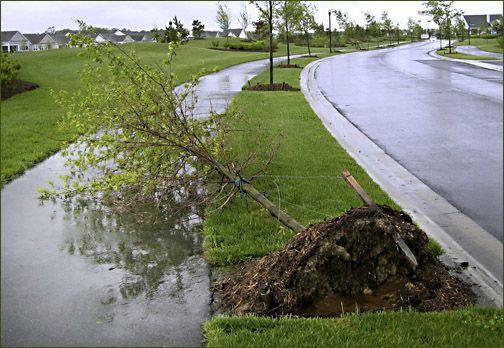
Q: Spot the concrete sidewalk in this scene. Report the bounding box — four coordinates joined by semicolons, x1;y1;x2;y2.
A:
300;56;503;308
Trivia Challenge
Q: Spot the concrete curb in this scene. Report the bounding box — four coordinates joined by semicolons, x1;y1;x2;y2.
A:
300;56;503;307
429;49;503;72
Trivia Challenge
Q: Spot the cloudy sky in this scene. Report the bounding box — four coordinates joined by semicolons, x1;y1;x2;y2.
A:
1;1;502;34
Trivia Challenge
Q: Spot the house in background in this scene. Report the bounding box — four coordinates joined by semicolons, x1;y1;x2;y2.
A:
24;33;58;51
1;31;30;52
95;33;136;45
464;14;501;34
228;28;247;39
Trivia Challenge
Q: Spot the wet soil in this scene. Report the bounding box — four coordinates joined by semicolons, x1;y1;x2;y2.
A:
208;47;276;53
1;79;38;100
215;205;477;317
248;83;300;91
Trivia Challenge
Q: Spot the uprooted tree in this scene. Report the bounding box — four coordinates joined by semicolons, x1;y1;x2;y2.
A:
40;22;478;316
41;21;305;233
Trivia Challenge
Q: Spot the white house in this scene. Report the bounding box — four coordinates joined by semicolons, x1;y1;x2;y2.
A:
24;33;58;51
95;33;136;44
1;31;30;53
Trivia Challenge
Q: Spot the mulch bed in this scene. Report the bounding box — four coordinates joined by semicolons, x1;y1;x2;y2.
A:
247;83;300;91
215;205;477;317
275;64;301;68
208;47;274;52
1;80;38;100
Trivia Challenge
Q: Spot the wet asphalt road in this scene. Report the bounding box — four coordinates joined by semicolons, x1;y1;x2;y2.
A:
315;41;503;242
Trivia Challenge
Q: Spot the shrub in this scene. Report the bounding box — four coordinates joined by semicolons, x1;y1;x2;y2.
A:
1;53;21;86
480;33;498;39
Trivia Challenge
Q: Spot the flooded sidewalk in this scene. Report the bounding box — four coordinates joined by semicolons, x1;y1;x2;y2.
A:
1;54;294;347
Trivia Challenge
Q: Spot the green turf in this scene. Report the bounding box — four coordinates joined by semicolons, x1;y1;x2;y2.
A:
202;57;399;265
204;307;504;347
1;38;325;185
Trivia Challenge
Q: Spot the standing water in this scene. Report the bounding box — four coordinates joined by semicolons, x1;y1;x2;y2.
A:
1;55;296;346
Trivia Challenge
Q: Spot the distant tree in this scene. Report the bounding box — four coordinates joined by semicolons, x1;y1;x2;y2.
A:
365;11;381;46
252;1;279;85
151;27;161;42
493;15;504;47
45;26;56;35
423;1;463;53
238;2;252;39
299;1;317;56
454;15;466;41
381;11;394;45
192;19;205;39
276;0;303;64
407;17;417;41
216;1;232;38
491;15;503;36
252;20;267;39
162;16;189;44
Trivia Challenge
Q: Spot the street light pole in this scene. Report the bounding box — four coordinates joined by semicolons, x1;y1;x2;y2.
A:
468;23;471;45
328;10;332;53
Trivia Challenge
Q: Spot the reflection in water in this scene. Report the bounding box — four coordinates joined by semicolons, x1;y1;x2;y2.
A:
58;199;205;300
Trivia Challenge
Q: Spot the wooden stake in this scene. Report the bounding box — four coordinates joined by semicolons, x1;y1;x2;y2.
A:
342;171;379;210
342;170;418;268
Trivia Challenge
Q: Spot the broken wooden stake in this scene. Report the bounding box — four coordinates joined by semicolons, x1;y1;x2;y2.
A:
342;170;418;268
342;171;379;210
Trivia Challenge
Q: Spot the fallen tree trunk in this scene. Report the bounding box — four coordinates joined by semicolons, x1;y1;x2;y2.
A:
213;162;306;234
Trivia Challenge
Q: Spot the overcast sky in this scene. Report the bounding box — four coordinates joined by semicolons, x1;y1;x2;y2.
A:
1;1;502;34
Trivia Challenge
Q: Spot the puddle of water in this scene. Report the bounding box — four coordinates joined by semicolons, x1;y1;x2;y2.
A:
1;152;210;347
1;54;302;346
300;280;406;317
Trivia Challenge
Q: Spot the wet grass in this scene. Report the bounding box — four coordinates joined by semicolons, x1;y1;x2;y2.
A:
436;48;499;60
203;57;399;265
454;37;503;54
1;38;324;185
204;307;504;347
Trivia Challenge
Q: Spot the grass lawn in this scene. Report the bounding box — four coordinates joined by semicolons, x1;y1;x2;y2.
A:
204;307;504;347
203;56;399;265
1;37;325;185
453;37;503;54
436;48;499;60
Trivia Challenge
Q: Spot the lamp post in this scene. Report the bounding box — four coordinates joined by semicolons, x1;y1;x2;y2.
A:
468;23;472;45
328;10;332;53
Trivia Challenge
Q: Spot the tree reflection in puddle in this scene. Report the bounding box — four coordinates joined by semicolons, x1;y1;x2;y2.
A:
58;198;205;300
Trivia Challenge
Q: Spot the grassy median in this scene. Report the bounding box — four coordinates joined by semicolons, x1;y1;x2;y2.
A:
203;56;399;265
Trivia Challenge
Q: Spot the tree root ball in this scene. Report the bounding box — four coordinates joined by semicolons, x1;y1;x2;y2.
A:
216;205;477;317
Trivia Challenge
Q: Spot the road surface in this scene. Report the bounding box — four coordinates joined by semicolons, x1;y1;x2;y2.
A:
315;41;503;242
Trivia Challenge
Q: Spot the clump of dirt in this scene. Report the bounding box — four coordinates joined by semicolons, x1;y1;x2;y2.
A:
1;80;38;100
248;83;300;91
216;205;476;317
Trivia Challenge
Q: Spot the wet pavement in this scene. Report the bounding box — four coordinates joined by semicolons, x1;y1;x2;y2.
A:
1;55;294;347
314;41;503;242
